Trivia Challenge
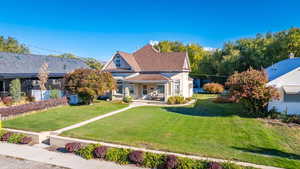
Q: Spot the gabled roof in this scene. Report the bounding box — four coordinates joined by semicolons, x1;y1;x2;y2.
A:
0;52;88;79
105;44;189;72
124;73;170;83
265;57;300;82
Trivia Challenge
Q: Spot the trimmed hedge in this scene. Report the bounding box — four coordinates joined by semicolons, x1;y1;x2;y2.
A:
167;96;187;105
0;130;33;144
203;83;224;94
64;142;255;169
0;97;68;118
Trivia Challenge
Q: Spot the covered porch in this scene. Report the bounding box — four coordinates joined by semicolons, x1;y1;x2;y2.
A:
123;74;171;102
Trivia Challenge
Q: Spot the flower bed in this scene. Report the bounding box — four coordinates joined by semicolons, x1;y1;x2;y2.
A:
0;97;68;119
0;130;33;145
63;142;255;169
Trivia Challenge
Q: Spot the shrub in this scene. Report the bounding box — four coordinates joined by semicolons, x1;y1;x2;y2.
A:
222;162;243;169
128;151;144;165
0;132;13;141
203;83;224;94
226;68;279;117
123;96;132;103
185;97;192;102
19;136;33;144
142;152;165;168
177;157;205;169
105;148;130;165
50;89;61;99
167;96;186;105
0;130;7;138
2;96;13;106
207;162;223;169
7;133;25;144
76;144;100;159
213;96;235;104
282;115;300;124
65;142;82;153
94;146;108;158
165;155;178;169
10;79;21;102
25;96;35;102
0;98;68;118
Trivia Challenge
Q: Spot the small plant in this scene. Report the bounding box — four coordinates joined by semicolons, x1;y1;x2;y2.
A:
167;96;186;105
142;152;165;168
2;96;13;106
26;96;35;102
76;144;100;159
203;83;224;94
0;130;7;138
282;115;300;124
123;96;132;103
105;148;130;164
0;132;13;141
177;157;205;169
65;142;82;153
19;136;33;144
94;146;108;158
222;162;243;169
207;162;223;169
7;133;24;144
128;150;144;165
165;155;178;169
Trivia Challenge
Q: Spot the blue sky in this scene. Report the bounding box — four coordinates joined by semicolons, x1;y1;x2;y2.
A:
0;0;299;61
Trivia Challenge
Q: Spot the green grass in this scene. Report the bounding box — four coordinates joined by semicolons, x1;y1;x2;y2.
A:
62;95;300;169
3;100;128;132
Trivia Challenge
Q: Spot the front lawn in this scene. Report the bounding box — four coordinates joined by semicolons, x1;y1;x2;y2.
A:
62;95;300;169
3;100;128;132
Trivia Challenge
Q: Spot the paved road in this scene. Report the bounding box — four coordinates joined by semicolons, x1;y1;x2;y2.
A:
0;155;67;169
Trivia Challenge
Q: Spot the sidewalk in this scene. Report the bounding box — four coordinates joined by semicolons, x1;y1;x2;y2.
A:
0;143;144;169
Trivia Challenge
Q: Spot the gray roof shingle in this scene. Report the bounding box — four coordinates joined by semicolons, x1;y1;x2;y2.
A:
0;52;88;79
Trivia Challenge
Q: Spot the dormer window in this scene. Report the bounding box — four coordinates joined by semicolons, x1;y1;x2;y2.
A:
115;56;121;68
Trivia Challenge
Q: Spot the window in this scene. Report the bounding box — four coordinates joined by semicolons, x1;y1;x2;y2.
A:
116;81;123;94
284;94;300;102
157;85;164;94
128;85;134;96
32;80;39;86
142;85;147;95
115;56;121;68
174;80;180;95
52;79;60;85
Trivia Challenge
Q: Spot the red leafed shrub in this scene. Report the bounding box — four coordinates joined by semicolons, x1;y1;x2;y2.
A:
94;146;108;158
226;68;279;117
128;151;144;165
213;96;235;103
0;132;13;141
0;97;68;118
203;83;224;94
2;96;13;106
165;155;178;169
19;136;32;144
207;162;223;169
65;142;82;153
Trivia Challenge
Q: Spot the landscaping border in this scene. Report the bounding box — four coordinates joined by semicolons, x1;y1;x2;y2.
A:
49;135;283;169
4;128;42;144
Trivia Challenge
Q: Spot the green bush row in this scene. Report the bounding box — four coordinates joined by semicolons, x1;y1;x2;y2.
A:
68;143;255;169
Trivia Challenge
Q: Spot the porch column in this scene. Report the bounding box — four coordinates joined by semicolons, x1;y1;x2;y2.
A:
164;83;168;102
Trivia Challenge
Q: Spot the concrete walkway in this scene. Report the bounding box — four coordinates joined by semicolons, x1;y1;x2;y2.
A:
54;102;144;134
0;143;144;169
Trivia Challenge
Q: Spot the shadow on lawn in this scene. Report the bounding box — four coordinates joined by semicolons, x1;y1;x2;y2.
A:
232;146;300;160
163;99;242;117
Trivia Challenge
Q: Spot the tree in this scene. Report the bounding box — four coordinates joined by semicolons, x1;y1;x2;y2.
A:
9;79;21;102
82;58;103;70
49;53;79;59
225;68;279;117
38;63;49;91
0;36;29;54
64;68;116;104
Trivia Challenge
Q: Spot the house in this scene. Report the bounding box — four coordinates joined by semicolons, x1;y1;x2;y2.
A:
266;56;300;114
102;44;193;102
0;52;88;99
